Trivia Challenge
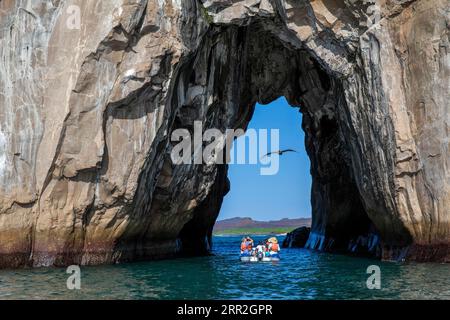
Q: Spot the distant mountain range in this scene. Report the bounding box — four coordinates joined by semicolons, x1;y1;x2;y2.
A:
213;217;311;235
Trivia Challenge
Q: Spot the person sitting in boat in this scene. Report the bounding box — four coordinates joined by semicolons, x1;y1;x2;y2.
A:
267;237;280;257
256;241;265;259
240;237;248;254
256;241;264;252
246;236;254;249
264;240;270;256
240;236;253;255
264;246;270;257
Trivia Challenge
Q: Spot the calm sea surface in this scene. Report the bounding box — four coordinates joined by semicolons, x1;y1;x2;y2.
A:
0;235;449;300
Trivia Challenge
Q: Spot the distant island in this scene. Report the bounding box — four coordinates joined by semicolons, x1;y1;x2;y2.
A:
213;217;312;236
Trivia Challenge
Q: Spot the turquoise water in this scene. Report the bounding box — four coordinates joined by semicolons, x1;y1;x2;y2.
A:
0;235;449;300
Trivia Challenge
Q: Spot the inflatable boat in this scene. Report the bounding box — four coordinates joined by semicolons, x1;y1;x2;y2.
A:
240;254;280;262
269;254;280;262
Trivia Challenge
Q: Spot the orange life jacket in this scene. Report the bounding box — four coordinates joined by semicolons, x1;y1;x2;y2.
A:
271;243;279;252
241;242;247;251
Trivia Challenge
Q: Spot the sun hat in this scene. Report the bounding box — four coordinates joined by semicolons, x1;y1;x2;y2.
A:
268;237;278;244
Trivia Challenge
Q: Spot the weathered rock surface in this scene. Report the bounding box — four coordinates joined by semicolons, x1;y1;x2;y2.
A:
0;0;449;267
282;227;311;248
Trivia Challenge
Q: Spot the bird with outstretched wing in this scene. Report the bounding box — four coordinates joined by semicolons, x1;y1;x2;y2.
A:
262;149;297;159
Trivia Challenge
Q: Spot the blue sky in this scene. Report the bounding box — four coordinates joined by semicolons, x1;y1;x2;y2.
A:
218;97;312;221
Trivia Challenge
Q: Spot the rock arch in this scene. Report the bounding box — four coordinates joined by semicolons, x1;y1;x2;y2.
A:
0;0;448;267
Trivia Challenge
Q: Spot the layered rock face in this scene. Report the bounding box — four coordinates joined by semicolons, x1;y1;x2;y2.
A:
283;227;311;249
0;0;448;267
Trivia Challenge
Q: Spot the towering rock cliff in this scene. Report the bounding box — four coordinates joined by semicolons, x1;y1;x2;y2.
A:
0;0;448;267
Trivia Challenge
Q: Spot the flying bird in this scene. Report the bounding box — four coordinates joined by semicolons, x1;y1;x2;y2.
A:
262;149;297;159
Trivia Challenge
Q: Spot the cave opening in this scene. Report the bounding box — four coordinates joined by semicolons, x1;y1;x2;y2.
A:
218;97;312;225
171;22;379;260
